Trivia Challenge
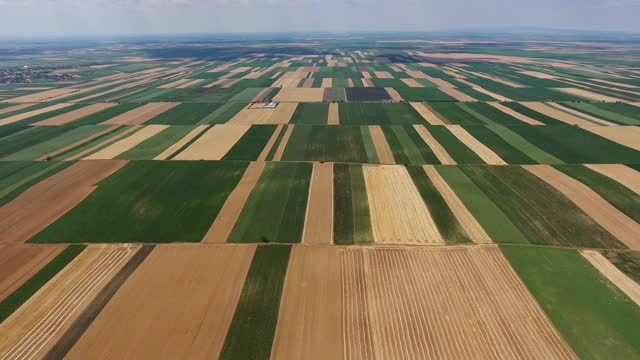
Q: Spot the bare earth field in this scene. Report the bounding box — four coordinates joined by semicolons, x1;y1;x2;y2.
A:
0;244;64;301
65;244;255;359
302;162;334;245
368;126;395;164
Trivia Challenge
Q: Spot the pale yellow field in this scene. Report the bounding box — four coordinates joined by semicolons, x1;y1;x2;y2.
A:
172;124;250;160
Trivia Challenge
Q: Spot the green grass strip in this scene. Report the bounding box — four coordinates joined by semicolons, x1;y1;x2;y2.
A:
360;126;379;163
502;245;640;359
333;163;373;244
220;245;291;360
3;126;110;161
407;166;471;244
561;102;639;126
485;124;563;164
437;166;527;243
427;126;484;164
0;245;85;323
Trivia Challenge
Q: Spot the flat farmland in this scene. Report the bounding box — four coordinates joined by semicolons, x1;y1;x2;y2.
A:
1;36;640;358
28;161;248;243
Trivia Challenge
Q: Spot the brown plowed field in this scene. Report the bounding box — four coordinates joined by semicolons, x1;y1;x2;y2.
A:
302;162;334;245
0;160;127;244
363;165;443;244
524;165;640;249
271;245;342;360
581;250;640;306
585;164;640;195
0;244;64;301
100;102;179;125
341;246;576;359
66;244;255;360
203;161;266;243
422;166;491;243
447;125;507;165
172;124;249;160
368;126;395;164
0;245;138;359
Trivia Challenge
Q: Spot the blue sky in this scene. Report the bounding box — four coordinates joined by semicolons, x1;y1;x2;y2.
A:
1;0;639;36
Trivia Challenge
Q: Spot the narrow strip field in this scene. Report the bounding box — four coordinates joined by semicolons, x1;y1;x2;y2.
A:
447;125;507;165
84;125;169;159
363;165;443;244
100;102;178;125
0;245;138;359
65;244;255;360
271;245;342;360
342;246;576;359
582;125;640;151
333;164;373;245
585;164;640;195
220;245;291;360
32;103;116;126
302;162;334;244
203;161;266;243
581;250;640;306
368;126;395;164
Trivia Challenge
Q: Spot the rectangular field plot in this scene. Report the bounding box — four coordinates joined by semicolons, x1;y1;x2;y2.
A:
146;102;221;124
503;246;640;359
333;163;374;244
280;125;375;163
344;87;391;102
380;125;441;164
228;162;312;243
456;165;626;248
65;244;256;360
341;246;575;359
338;102;424;125
290;102;329;124
363;165;444;244
29;161;248;243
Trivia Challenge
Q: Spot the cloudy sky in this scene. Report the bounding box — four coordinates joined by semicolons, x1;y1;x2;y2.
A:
1;0;639;37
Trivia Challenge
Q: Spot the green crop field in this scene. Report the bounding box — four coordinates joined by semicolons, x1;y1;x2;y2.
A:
281;125;372;163
228;162;312;243
29;161;248;243
502;246;640;359
333;163;373;244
